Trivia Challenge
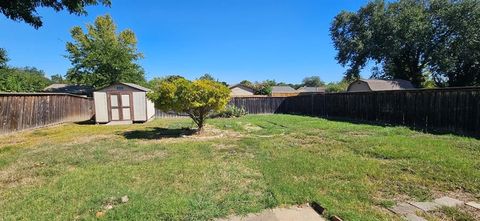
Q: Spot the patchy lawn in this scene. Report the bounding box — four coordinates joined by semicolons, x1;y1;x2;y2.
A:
0;115;479;220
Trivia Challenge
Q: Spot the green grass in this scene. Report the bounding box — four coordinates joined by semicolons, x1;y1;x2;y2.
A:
0;114;479;220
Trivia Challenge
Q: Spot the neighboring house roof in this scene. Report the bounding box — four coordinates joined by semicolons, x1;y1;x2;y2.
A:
229;83;254;90
271;86;296;93
43;84;94;95
348;79;415;91
297;86;326;93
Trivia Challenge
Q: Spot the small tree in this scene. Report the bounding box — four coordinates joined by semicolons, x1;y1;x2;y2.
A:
148;78;230;132
302;76;325;87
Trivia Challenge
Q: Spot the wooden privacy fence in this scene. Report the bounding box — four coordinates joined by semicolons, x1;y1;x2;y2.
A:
229;87;480;137
0;93;94;134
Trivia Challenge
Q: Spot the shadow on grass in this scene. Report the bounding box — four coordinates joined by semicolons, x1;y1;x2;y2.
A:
122;127;196;140
286;112;479;139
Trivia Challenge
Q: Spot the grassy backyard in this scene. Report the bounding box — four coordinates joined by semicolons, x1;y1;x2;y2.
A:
0;114;479;220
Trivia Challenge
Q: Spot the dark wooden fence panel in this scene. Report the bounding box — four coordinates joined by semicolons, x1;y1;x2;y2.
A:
229;87;480;137
0;93;94;134
155;109;188;118
229;97;286;114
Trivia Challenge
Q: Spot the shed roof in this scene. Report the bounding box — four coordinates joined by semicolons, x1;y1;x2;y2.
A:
271;86;296;93
350;79;415;91
297;86;326;93
96;82;151;92
121;82;151;92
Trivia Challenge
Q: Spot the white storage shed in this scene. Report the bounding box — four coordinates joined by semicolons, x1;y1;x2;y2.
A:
93;82;155;124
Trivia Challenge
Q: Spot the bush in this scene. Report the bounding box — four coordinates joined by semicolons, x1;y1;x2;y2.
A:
211;105;247;118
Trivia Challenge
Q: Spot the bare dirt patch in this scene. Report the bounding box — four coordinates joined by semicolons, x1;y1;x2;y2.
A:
133;124;243;144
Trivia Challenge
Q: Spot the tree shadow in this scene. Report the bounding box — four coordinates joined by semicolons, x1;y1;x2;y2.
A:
122;127;196;140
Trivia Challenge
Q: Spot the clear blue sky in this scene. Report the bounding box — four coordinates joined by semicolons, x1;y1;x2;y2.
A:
0;0;370;84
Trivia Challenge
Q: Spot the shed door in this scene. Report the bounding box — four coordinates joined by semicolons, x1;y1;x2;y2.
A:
109;94;132;121
121;94;131;120
110;95;120;120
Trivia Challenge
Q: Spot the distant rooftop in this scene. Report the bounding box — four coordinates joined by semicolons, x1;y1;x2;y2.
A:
297;86;326;93
271;86;296;93
356;79;415;91
43;84;94;96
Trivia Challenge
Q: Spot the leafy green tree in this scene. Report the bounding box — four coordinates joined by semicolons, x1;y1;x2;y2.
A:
0;0;110;29
148;78;230;132
0;67;51;92
65;15;145;88
301;76;325;87
325;80;351;93
50;74;67;84
198;73;215;81
0;48;8;68
198;73;228;86
331;0;432;86
331;0;480;87
429;0;480;86
240;80;253;87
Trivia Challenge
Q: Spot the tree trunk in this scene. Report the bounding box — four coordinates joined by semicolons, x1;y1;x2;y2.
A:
195;114;205;134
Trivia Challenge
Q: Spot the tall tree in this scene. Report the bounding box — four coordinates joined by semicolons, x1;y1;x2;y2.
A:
331;0;480;87
331;0;433;87
50;74;66;84
198;73;215;81
302;76;325;87
429;0;480;86
0;48;8;68
0;0;110;29
65;15;145;88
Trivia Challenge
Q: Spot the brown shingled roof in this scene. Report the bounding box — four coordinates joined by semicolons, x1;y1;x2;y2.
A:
349;79;415;91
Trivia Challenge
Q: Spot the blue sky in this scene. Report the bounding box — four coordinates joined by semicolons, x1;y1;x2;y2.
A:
0;0;370;84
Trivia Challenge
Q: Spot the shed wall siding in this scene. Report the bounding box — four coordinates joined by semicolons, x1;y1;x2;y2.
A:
146;98;155;120
133;92;147;121
348;82;370;92
94;92;109;123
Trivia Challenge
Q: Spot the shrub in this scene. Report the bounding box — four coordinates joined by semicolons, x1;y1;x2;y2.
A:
211;105;247;118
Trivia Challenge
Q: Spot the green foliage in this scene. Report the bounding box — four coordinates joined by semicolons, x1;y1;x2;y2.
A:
330;0;480;87
302;76;325;87
50;74;67;84
198;73;228;86
198;73;215;81
240;80;253;87
0;48;8;68
210;105;247;118
429;0;480;87
65;15;146;89
0;67;51;92
254;84;272;95
325;80;351;93
148;78;231;131
0;0;111;29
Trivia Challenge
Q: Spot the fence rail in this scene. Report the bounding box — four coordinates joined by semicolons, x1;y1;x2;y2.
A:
229;87;480;137
0;93;94;134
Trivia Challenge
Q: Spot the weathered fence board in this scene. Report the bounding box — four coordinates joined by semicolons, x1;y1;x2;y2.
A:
227;87;480;137
0;93;94;134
